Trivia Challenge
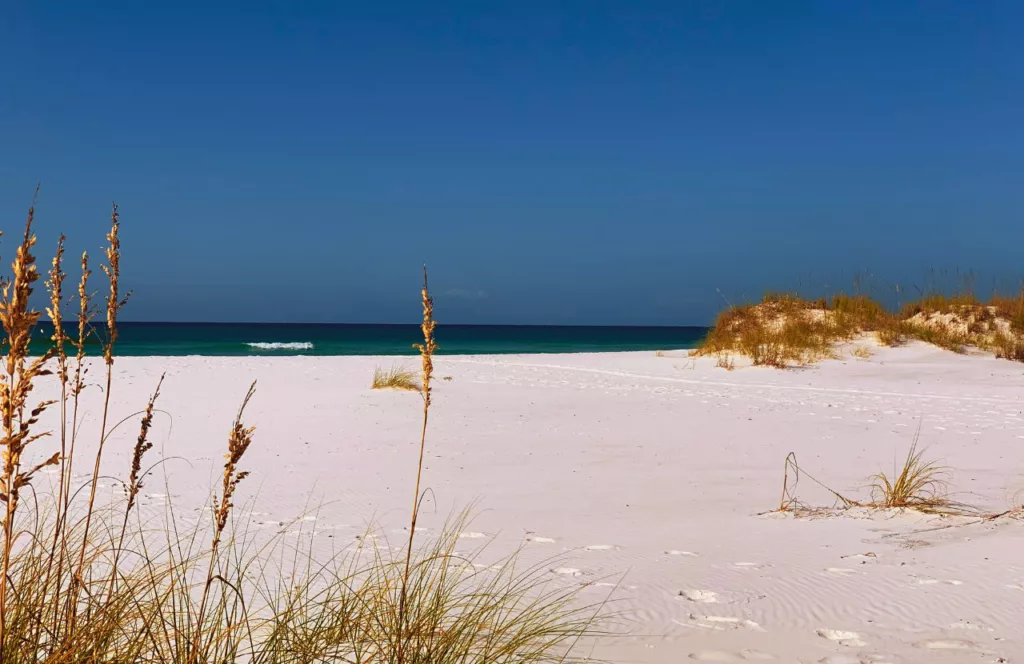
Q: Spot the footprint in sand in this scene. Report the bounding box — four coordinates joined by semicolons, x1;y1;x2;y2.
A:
682;614;766;632
584;544;616;551
689;650;776;662
913;576;963;586
914;639;975;650
816;629;867;647
666;549;699;556
818;656;892;664
471;563;504;572
843;553;878;563
732;562;762;569
458;531;488;539
550;567;583;577
679;589;718;603
826;568;858;576
526;535;556;543
949;620;994;632
689;652;738;662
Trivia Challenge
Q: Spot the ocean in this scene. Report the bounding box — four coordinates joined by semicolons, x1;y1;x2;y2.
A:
33;322;708;357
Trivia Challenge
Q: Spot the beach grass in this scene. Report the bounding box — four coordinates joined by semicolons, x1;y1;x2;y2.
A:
372;364;422;391
868;441;953;513
0;202;601;662
851;346;871;359
776;443;964;516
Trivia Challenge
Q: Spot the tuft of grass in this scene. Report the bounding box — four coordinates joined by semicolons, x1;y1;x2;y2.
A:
992;333;1024;362
875;317;907;347
905;325;969;354
372;364;422;391
989;287;1024;333
869;441;953;512
851;346;871;359
714;353;735;370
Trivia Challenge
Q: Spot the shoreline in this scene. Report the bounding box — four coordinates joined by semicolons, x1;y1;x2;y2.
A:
30;321;710;357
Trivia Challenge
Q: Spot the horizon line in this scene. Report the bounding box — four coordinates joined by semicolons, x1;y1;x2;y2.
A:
40;320;711;329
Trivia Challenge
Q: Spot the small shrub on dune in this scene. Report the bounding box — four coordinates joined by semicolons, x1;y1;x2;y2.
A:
875;317;907;347
905;325;969;354
989;288;1024;333
831;294;888;332
900;292;977;318
992;333;1024;362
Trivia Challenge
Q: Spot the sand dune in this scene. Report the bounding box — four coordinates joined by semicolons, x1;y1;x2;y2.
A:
34;340;1023;662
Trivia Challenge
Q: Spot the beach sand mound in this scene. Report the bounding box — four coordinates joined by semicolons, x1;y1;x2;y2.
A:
902;304;1024;359
695;296;876;367
700;294;1024;366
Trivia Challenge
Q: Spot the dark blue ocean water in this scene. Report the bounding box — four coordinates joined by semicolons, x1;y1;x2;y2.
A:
33;323;708;356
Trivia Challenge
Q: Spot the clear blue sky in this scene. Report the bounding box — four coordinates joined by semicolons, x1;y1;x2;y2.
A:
2;1;1022;325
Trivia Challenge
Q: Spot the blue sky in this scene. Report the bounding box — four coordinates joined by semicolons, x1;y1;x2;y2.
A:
2;1;1022;325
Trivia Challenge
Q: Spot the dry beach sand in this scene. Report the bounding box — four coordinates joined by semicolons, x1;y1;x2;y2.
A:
33;340;1024;663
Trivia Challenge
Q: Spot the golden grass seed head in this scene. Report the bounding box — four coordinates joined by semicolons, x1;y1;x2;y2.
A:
126;374;164;507
45;236;68;378
412;267;438;404
100;204;130;366
1;211;44;377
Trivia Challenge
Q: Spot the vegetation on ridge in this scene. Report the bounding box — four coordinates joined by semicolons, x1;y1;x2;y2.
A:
698;289;1024;367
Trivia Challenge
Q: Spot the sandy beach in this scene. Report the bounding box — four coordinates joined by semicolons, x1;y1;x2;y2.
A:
37;341;1023;663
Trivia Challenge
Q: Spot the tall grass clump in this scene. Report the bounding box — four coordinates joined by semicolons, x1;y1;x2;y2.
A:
869;441;953;512
0;198;601;663
776;439;970;516
372;364;421;391
0;202;59;650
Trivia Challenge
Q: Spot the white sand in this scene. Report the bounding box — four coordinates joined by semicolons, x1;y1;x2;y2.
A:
33;340;1024;662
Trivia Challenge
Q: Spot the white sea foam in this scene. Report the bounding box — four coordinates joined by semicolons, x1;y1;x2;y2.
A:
245;342;315;351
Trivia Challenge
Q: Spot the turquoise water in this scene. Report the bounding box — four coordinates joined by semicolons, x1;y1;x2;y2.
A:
33;323;708;356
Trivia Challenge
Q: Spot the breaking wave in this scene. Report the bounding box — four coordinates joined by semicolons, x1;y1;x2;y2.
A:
244;342;315;351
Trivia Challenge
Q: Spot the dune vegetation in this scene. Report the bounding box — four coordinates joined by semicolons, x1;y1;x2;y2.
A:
0;201;601;662
777;439;962;516
698;289;1024;367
